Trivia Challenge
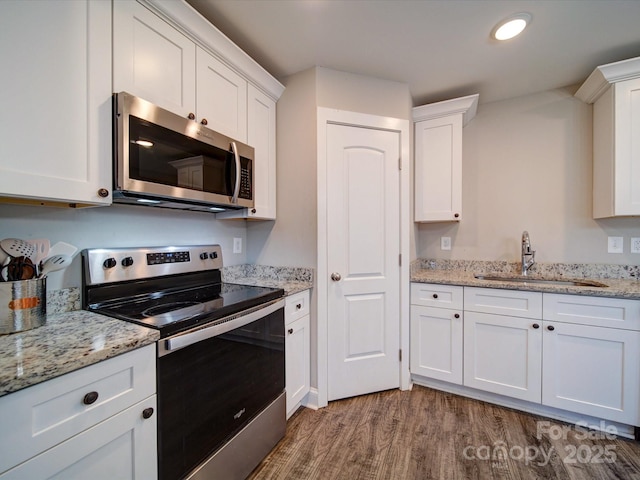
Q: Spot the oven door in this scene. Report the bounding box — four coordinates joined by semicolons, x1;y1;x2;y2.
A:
157;299;285;480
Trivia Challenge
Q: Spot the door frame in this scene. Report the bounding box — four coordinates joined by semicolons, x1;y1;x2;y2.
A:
316;107;411;408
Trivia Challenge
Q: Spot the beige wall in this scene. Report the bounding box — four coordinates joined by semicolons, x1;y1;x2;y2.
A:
416;87;640;265
247;66;412;266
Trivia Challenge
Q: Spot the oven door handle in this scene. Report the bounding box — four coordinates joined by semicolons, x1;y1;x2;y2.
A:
161;298;285;356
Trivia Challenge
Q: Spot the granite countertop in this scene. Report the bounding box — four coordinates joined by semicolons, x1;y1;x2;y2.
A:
0;310;159;398
223;264;314;296
411;259;640;299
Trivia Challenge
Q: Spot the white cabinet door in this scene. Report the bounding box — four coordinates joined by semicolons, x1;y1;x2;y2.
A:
286;314;310;418
464;312;542;402
0;0;111;206
542;321;640;425
196;47;248;142
0;397;157;480
410;305;463;384
218;84;277;220
113;0;196;117
414;115;462;222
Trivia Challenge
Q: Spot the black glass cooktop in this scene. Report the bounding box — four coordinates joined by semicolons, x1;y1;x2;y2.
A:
89;282;284;337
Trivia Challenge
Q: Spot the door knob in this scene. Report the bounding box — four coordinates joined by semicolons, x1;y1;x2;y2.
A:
331;272;342;281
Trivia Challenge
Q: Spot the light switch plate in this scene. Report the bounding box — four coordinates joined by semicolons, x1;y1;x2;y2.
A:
607;236;623;254
441;236;452;251
631;238;640;254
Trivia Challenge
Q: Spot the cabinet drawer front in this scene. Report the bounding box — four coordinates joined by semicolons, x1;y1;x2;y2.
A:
0;345;156;474
464;287;542;319
410;283;463;309
543;293;640;330
286;290;310;323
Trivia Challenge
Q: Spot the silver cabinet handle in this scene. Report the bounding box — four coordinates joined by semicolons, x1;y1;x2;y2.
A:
331;272;342;281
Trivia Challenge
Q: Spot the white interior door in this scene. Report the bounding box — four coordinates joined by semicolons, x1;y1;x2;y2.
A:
327;123;401;401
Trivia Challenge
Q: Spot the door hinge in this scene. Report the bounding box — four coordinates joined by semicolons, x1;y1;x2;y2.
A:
399;349;403;362
399;254;402;266
398;157;402;170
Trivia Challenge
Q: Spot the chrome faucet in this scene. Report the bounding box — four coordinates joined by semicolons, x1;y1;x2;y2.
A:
521;231;536;275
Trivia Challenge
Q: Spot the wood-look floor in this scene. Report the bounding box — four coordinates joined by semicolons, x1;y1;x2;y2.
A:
248;385;640;479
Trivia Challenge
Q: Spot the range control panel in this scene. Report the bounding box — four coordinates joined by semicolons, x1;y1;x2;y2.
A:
82;244;223;285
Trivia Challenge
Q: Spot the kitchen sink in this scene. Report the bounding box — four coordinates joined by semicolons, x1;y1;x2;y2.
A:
473;274;608;288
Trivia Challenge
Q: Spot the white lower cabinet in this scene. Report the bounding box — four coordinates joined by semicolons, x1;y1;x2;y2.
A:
0;396;157;480
0;345;157;478
411;283;640;427
285;290;311;418
542;314;640;425
463;312;542;402
410;283;463;384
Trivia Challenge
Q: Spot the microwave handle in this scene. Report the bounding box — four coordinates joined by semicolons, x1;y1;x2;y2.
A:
230;141;241;204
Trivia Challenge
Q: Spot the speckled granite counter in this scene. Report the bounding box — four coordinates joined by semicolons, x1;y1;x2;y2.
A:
411;259;640;299
223;265;314;295
0;310;159;398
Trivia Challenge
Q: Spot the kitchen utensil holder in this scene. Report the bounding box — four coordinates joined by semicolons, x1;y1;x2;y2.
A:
0;277;46;334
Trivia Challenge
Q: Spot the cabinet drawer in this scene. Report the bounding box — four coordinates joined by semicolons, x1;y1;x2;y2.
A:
543;293;640;330
464;287;542;319
286;290;310;323
0;344;156;474
411;283;463;309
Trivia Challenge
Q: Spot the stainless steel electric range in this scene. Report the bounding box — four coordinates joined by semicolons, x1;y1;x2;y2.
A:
82;245;285;480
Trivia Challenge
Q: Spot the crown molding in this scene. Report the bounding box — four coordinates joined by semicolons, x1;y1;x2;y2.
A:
412;93;479;125
575;56;640;104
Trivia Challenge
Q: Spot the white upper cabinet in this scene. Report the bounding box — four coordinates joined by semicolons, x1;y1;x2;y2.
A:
0;0;112;207
575;56;640;218
113;0;284;219
196;48;248;142
413;94;478;223
113;0;197;117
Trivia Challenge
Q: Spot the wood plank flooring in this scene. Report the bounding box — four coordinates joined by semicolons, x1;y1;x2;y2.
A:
248;385;640;479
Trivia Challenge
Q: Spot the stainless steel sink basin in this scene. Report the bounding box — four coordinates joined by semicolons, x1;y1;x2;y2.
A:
474;274;608;288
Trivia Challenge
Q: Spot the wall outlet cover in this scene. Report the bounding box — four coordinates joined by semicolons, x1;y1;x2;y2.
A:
631;238;640;254
607;236;623;254
441;236;452;251
233;237;242;254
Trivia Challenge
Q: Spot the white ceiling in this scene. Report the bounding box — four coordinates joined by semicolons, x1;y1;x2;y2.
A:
186;0;640;106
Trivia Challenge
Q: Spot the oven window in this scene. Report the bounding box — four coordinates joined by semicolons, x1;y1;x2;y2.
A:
157;308;284;480
129;115;234;196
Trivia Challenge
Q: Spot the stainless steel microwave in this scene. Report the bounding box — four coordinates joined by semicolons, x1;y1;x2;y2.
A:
113;92;254;213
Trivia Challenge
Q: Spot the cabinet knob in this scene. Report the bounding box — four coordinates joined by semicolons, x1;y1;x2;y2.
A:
532;323;540;329
296;303;302;310
97;188;109;198
432;294;438;299
200;118;208;126
288;328;294;335
142;407;154;419
454;213;460;218
83;391;99;405
547;325;555;331
187;113;196;120
251;208;257;214
454;313;460;319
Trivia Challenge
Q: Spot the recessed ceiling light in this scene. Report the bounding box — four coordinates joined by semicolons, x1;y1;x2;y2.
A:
491;13;532;41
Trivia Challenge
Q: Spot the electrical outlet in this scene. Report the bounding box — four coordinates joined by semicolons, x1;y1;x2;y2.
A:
440;236;452;251
233;237;242;254
631;238;640;254
607;236;623;254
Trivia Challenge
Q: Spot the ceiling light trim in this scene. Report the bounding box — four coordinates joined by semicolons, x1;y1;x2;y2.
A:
491;12;532;41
